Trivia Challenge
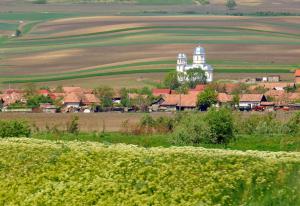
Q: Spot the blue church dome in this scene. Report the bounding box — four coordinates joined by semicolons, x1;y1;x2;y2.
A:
194;46;205;55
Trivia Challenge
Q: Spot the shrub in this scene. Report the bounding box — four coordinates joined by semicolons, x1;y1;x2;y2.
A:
0;120;31;138
172;108;234;145
206;108;234;144
236;113;284;135
66;116;79;135
285;112;300;135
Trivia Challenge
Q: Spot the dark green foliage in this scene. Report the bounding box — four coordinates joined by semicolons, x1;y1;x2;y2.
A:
185;68;207;88
32;0;47;4
236;113;284;135
15;29;22;37
163;71;180;90
94;86;114;107
226;0;237;10
172;108;234;145
197;87;217;110
206;108;234;144
0;120;31;138
26;95;53;108
285;112;300;135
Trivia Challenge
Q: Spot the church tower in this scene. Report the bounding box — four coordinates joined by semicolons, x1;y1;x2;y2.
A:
176;53;187;73
193;46;206;66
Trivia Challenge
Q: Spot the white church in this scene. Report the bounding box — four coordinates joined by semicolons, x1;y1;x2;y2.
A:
176;45;214;83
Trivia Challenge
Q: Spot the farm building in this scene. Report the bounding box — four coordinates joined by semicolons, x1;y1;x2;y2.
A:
176;45;214;83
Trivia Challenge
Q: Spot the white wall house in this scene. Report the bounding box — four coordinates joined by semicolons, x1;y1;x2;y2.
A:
176;45;214;83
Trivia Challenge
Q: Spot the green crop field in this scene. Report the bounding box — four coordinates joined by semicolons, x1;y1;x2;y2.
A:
0;15;299;87
0;138;299;205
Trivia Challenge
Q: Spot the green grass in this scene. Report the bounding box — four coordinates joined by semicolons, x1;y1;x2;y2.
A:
0;138;299;205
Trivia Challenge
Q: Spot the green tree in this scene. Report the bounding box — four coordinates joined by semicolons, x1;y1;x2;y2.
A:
226;0;237;10
27;95;53;108
164;71;180;90
186;68;207;88
232;93;240;109
176;84;189;111
94;86;115;108
15;29;22;37
197;87;217;111
206;108;234;144
24;83;37;97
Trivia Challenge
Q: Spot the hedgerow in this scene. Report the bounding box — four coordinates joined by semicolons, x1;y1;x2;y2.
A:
0;138;299;205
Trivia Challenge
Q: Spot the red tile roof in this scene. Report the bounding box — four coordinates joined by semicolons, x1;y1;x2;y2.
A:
152;88;171;96
294;69;300;77
239;94;265;102
191;84;206;92
217;93;233;103
38;90;50;95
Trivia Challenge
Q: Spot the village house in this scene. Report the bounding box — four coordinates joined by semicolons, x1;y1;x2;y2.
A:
295;69;300;84
159;91;201;111
239;94;267;109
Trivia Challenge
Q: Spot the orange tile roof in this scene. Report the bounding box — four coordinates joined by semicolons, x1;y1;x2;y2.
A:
217;93;233;103
82;94;100;105
161;92;199;107
63;93;81;103
63;87;84;93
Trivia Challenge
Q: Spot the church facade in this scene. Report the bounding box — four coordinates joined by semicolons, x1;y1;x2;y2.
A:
176;45;214;83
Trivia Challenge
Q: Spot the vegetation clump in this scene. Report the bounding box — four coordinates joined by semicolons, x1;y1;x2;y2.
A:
0;120;31;138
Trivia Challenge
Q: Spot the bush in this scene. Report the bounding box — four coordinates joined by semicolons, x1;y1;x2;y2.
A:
172;108;234;145
206;108;234;144
66;116;79;135
236;113;284;135
0;120;31;138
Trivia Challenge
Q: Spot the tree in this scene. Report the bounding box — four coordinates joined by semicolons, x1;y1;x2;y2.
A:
15;29;22;37
164;71;180;90
206;108;234;144
185;68;207;88
94;86;115;108
26;95;53;108
176;84;189;111
120;88;131;107
226;0;237;10
232;93;240;109
197;87;217;111
24;83;37;97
